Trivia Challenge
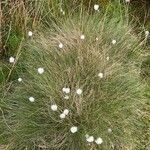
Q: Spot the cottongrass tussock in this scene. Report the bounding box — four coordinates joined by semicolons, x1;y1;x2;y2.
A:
4;4;147;150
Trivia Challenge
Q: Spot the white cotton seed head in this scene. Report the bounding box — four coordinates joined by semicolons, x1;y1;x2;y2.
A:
125;0;130;2
70;126;78;133
18;78;22;82
62;11;65;15
60;113;66;119
112;40;117;45
62;88;70;94
9;57;15;63
65;88;70;94
94;4;99;10
63;109;69;115
145;30;149;36
86;136;94;143
106;56;110;61
60;9;65;15
62;88;66;92
59;43;63;48
76;89;82;95
80;35;85;40
95;137;103;145
66;88;70;94
98;72;104;78
29;97;35;102
64;95;69;100
51;104;58;111
108;128;112;133
96;37;99;41
38;68;44;74
28;31;33;36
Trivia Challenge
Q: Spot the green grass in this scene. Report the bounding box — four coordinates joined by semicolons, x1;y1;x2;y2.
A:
0;0;149;150
0;2;149;149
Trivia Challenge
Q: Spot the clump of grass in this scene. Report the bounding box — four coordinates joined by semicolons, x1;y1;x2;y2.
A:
2;3;148;149
0;0;109;88
0;0;42;58
0;0;109;58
